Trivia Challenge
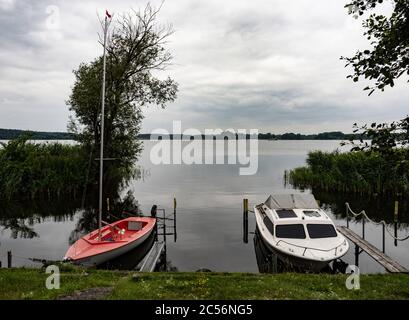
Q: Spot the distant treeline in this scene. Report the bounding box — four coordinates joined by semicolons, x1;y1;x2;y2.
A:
141;131;365;140
1;129;364;141
258;131;365;140
0;129;74;140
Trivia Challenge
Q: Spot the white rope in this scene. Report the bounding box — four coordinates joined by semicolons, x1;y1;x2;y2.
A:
0;251;59;264
345;202;409;241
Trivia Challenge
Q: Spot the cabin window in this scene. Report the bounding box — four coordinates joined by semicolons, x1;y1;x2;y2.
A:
307;224;337;238
275;224;306;239
303;210;321;218
276;209;297;218
263;216;274;235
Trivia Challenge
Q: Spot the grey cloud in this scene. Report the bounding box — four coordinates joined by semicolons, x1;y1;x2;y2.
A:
0;0;408;133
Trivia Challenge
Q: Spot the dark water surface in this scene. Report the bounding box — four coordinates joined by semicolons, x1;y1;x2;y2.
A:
1;140;408;273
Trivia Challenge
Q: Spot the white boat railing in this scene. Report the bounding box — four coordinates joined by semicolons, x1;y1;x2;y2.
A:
275;239;346;257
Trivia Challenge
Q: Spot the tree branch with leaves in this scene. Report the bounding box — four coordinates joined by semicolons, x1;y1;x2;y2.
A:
341;0;409;95
67;4;178;195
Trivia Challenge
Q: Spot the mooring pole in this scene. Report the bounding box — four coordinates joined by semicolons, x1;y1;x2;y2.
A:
394;201;399;247
346;203;349;229
243;199;249;244
151;205;158;242
382;223;385;253
163;208;167;244
394;223;398;247
7;251;12;268
173;198;177;242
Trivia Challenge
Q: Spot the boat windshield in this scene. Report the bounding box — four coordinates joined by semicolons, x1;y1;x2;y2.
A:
263;216;274;235
307;224;337;239
275;224;306;239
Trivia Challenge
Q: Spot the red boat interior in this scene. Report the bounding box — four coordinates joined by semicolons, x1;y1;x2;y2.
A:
87;220;149;243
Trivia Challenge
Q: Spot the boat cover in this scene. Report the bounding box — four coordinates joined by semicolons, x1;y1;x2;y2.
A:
264;194;319;210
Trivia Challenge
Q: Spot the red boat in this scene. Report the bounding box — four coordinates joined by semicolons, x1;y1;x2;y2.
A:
64;217;156;267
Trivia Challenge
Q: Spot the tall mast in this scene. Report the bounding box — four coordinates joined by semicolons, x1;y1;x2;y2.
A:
98;15;109;240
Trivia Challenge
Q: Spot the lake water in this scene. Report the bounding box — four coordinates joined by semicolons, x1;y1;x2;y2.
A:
0;140;408;273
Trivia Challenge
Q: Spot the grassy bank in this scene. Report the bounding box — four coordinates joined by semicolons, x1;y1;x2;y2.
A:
287;150;409;197
1;267;408;300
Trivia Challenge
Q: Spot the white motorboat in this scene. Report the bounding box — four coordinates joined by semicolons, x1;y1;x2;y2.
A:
254;194;349;272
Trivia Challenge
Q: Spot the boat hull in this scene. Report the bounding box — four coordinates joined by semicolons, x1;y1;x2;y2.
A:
71;229;153;267
99;229;157;270
64;217;156;267
256;226;330;272
254;206;348;272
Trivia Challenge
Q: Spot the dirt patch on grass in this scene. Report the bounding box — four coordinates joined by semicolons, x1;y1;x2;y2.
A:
57;287;113;300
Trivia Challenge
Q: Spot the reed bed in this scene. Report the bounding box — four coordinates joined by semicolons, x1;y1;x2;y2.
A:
287;150;409;197
0;137;88;200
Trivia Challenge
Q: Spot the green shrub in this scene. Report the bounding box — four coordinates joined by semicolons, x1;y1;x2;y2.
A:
0;136;88;200
288;149;409;196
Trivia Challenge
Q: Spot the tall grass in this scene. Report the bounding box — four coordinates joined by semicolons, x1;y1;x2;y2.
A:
288;150;409;197
0;136;88;200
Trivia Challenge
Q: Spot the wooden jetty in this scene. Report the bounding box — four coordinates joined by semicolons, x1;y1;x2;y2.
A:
337;226;408;273
137;199;176;272
138;241;165;272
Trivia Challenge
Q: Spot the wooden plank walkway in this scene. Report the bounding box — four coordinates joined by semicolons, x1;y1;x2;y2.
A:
337;226;408;273
138;241;165;272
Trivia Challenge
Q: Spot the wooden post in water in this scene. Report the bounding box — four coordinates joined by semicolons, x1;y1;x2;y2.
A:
7;251;12;268
382;223;385;253
243;199;249;244
163;208;167;271
394;201;399;247
173;198;177;242
151;205;158;242
346;203;349;229
163;208;166;244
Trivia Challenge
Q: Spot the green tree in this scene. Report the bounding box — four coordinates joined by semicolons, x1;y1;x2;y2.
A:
67;4;178;194
342;0;409;153
342;0;409;95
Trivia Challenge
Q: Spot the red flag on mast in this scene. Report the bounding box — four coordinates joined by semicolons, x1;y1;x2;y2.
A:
105;10;112;18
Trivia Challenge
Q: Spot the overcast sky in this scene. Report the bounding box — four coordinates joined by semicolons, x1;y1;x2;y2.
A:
0;0;407;134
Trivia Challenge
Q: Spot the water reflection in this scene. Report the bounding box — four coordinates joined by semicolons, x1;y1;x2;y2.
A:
314;190;409;225
1;219;39;239
254;229;284;273
0;198;80;239
253;229;349;274
68;208;97;245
